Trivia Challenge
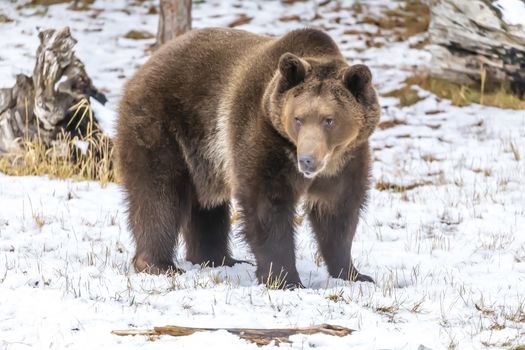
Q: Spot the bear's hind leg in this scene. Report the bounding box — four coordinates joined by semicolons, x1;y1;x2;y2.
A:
121;138;191;275
183;201;240;267
130;182;189;275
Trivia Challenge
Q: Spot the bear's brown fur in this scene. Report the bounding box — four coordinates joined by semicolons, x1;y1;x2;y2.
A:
116;28;380;288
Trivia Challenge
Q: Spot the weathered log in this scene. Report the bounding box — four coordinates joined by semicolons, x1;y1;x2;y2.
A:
112;323;354;346
428;0;525;95
156;0;192;46
0;27;106;154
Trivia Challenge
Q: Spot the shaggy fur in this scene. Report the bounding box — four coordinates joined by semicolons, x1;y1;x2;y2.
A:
116;27;380;287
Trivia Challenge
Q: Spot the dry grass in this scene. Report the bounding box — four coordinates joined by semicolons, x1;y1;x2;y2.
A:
263;264;294;290
0;98;116;186
423;77;525;109
20;0;95;11
24;0;70;5
386;74;525;109
375;180;433;193
326;289;345;303
0;14;13;23
510;141;521;161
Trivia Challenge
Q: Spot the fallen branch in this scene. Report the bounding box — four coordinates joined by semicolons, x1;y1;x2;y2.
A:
112;323;354;346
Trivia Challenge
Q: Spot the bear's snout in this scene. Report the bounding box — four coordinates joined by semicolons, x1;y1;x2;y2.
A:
298;154;317;175
296;125;329;178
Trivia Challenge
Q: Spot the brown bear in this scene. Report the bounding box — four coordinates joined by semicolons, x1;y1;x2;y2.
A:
116;27;380;288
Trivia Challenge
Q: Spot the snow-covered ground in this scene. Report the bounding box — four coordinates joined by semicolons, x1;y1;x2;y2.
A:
1;1;524;349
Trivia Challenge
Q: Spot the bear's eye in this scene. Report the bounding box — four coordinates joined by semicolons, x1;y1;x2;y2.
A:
323;117;334;128
294;117;303;126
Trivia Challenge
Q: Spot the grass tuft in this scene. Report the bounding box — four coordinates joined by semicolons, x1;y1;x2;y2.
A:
510;141;521;161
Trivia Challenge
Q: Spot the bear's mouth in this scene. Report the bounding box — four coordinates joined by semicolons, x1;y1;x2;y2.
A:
301;170;317;179
300;164;326;178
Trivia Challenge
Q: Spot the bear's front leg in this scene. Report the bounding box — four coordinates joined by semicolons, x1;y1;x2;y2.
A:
309;202;374;283
238;186;302;289
307;143;374;283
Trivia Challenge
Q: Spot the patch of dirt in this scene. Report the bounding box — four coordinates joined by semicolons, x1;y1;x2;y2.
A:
123;30;154;40
383;86;423;107
0;14;14;23
357;0;430;41
377;119;407;130
228;15;253;27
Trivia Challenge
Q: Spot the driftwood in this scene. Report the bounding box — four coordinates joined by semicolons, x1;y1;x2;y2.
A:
112;323;354;346
0;27;106;154
428;0;525;95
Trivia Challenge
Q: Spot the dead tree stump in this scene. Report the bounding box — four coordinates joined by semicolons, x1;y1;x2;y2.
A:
0;27;106;154
428;0;525;95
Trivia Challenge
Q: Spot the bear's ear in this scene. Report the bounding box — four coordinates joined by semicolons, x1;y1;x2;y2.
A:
278;53;310;87
343;64;372;101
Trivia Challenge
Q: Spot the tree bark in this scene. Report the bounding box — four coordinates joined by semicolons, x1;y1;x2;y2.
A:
0;27;106;154
156;0;192;46
428;0;525;94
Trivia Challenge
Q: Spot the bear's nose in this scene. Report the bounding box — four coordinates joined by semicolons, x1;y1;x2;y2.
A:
299;155;317;173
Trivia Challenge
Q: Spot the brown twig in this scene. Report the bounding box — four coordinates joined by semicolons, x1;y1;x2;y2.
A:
112;323;354;346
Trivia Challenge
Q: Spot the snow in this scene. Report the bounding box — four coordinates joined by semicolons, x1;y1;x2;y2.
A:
495;0;525;27
73;139;89;154
1;1;524;349
90;98;116;137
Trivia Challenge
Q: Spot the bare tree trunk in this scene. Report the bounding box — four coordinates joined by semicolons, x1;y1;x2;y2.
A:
428;0;525;95
156;0;192;46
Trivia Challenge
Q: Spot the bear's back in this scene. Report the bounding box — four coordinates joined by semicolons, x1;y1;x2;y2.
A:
117;27;346;208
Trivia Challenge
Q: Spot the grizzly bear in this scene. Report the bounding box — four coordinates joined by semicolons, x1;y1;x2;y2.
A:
116;27;380;288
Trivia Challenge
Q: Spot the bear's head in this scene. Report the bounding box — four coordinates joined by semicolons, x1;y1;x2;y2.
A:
263;53;380;178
